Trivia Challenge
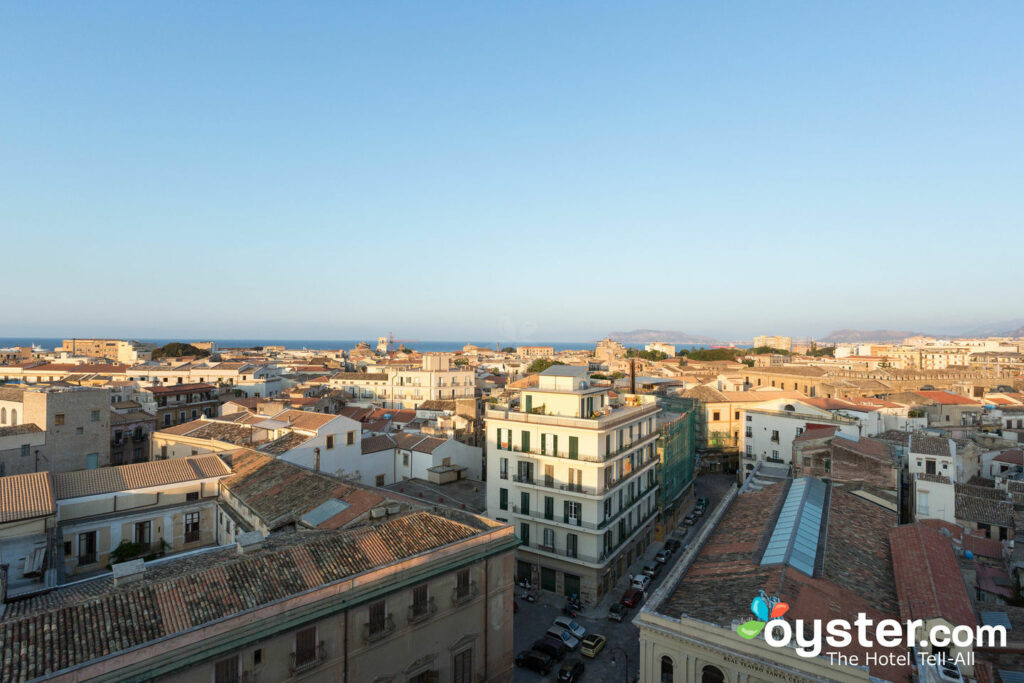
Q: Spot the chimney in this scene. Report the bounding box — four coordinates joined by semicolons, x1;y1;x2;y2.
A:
630;358;636;394
236;531;266;555
112;558;145;587
314;447;321;473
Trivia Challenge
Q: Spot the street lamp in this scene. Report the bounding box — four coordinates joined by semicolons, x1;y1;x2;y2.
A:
609;646;631;683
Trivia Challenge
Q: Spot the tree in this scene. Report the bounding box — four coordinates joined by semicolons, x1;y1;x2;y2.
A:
453;358;469;366
527;358;565;373
748;346;792;356
501;346;516;353
625;348;667;361
683;348;742;362
152;342;210;359
805;345;836;358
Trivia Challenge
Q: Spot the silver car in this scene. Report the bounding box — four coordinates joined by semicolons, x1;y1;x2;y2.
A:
553;616;587;639
546;627;581;650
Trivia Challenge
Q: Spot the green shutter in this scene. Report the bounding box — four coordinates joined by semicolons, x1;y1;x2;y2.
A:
545;496;553;520
569;436;578;460
522;431;530;453
563;500;570;524
499;488;508;510
541;434;547;455
552;435;558;457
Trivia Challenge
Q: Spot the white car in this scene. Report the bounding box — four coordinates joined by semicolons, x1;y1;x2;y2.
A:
546;627;580;651
631;574;652;592
553;616;587;639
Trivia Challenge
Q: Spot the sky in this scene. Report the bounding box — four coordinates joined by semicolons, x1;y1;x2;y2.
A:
1;2;1022;342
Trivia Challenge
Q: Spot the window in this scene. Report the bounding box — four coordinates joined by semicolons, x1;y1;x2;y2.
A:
64;541;72;555
520;491;529;515
55;413;65;426
186;491;199;501
542;528;555;549
770;430;780;443
661;656;675;683
403;452;409;466
214;655;240;683
456;569;470;598
499;488;508;510
134;520;151;546
294;626;318;669
568;436;578;459
76;426;84;435
734;411;740;420
918;491;930;516
521;430;530;452
347;430;355;445
21;444;29;458
163;414;171;427
78;531;97;565
86;453;98;469
326;435;335;449
184;511;200;543
375;474;386;486
253;649;262;667
712;411;720;421
520;523;530;546
412;584;429;617
368;600;387;636
499;457;508;479
544;496;554;520
453;650;472;683
566;533;578;558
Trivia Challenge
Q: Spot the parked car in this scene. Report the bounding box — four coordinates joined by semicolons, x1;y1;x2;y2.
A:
581;633;607;658
698;497;709;507
532;637;567;661
607;602;628;622
553;616;587;639
693;506;705;517
631;574;652;592
683;514;697;526
936;658;963;682
654;550;670;564
557;660;586;683
546;627;581;651
620;587;645;608
515;650;553;674
665;539;682;552
641;563;661;578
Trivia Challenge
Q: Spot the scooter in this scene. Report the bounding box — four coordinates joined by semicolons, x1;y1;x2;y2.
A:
520;588;537;603
517;578;532;589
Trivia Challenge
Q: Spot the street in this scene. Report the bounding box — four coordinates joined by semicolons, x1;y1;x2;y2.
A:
511;473;735;681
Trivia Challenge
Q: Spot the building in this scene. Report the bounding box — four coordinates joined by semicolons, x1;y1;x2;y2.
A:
330;354;475;409
740;399;860;479
109;408;156;466
59;338;153;364
0;508;517;682
644;342;676;357
150;383;220;428
0;424;46;477
485;365;661;604
0;386;111;473
752;335;792;352
637;477;908;683
653;397;696;535
515;346;555;358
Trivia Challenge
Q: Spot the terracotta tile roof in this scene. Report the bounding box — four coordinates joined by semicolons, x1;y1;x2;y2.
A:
269;409;338;431
916;472;952;485
914;390;980;406
332;371;388;380
890;524;977;628
0;471;55;522
832;435;893;463
361;434;396;454
366;408;416;423
0;423;43;437
221;448;383;529
393;433;446;454
910;433;952;457
0;387;26;402
994;449;1024;465
793;425;836;442
52;456;230;499
180;421;255;446
0;511;483;681
339;406;373;421
257;431;312;455
955;487;1014;527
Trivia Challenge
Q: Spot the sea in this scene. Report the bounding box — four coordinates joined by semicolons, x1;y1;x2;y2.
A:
0;337;713;353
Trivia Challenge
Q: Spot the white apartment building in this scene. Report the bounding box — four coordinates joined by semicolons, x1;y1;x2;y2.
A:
485;366;660;604
330;354;475;409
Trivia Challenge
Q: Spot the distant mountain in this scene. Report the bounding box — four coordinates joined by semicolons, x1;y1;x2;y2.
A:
960;319;1024;337
820;329;921;343
608;329;719;345
1003;326;1024;338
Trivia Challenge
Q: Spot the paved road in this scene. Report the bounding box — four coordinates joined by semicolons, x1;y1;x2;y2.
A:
511;473;735;682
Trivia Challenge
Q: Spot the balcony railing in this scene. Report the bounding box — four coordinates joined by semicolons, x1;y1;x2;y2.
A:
289;642;326;674
486;402;659;433
363;614;396;643
407;597;437;624
500;430;659;464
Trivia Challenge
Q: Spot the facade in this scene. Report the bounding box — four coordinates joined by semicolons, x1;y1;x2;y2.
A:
109;409;156;465
0;510;517;683
151;383;220;428
60;338;153;364
485;365;661;604
653;398;696;536
330;355;475;409
644;342;676;357
0;386;111;473
515;346;555;358
752;335;792;352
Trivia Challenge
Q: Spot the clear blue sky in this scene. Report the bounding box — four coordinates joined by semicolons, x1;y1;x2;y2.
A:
2;2;1021;342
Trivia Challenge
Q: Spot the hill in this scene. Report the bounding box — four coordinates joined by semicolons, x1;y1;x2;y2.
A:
820;329;920;343
608;329;719;345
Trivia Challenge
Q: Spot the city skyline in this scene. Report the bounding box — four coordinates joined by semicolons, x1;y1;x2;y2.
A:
3;2;1023;340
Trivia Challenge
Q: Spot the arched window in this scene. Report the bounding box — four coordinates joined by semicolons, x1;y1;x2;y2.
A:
661;655;675;683
10;409;16;425
1;407;5;424
701;665;726;683
784;404;796;412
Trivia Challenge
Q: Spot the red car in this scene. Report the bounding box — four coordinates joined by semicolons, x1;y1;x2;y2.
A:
620;587;645;608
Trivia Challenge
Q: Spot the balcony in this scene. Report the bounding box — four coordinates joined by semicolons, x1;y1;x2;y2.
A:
451;581;479;606
362;614;396;643
486;401;659;433
289;642;326;674
501;430;659;464
407;597;437;624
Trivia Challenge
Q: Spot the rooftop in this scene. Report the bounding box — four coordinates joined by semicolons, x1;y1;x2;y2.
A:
890;524;977;628
52;455;230;499
0;471;55;523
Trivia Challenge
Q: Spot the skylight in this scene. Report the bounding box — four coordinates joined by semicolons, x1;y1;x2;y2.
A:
760;477;828;577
